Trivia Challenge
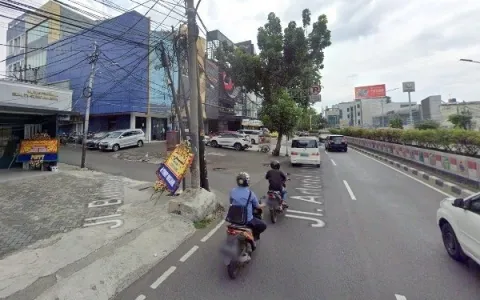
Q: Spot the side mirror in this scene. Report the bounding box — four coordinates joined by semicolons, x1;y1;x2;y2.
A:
452;198;464;208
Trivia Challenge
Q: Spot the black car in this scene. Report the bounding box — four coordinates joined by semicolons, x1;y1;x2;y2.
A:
86;132;109;149
325;135;348;152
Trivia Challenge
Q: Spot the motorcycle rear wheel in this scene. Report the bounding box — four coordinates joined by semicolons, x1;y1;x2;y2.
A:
270;209;277;223
227;262;239;279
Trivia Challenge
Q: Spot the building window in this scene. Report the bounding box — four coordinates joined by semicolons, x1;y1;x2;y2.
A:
27;50;47;68
347;114;350;118
357;104;360;108
357;112;360;116
7;40;13;56
346;107;349;112
27;21;49;44
358;120;361;125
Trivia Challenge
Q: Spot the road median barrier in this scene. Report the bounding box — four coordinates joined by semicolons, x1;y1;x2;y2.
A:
350;145;476;198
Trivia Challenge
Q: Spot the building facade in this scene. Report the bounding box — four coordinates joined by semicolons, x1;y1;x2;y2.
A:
6;0;95;83
43;10;167;140
420;95;442;122
440;100;480;130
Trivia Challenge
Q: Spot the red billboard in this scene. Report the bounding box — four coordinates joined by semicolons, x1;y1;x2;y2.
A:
354;84;386;99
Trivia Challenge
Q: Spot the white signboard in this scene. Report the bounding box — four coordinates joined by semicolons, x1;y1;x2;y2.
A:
402;81;415;93
0;80;73;111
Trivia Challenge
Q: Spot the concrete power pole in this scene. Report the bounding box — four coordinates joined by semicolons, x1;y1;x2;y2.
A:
186;0;200;188
81;42;99;169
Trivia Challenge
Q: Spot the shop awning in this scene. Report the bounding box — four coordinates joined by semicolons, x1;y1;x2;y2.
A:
0;102;79;116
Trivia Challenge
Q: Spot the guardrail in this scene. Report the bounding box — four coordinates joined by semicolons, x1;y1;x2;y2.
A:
346;137;480;183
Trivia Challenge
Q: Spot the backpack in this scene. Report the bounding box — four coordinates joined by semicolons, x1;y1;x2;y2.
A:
225;190;252;225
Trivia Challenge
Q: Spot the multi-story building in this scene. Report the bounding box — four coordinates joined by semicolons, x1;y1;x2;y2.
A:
324;106;340;127
420;95;442;122
6;0;95;83
440;99;480;130
42;10;175;141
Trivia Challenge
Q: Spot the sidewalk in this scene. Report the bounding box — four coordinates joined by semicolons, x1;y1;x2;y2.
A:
0;164;195;300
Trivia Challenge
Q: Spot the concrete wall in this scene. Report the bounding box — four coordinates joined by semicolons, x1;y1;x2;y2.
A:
346;137;480;183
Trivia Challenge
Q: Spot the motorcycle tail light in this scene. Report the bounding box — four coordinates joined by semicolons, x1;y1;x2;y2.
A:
227;228;238;235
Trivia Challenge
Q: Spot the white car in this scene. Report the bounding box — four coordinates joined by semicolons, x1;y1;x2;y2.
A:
99;129;145;152
289;136;321;167
437;192;480;264
209;132;251;151
238;129;261;144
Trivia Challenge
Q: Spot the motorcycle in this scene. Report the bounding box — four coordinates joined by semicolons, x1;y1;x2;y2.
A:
266;177;290;223
220;204;263;279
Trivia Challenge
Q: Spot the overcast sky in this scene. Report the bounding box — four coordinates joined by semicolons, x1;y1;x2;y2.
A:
1;0;480;112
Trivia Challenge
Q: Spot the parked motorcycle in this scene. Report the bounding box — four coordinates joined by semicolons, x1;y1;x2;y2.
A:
220;204;263;279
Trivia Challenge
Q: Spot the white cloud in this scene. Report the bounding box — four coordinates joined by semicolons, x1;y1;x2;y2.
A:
1;0;480;114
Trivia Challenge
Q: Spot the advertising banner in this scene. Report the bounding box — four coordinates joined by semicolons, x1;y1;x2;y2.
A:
19;139;59;154
156;142;194;193
354;84;386;99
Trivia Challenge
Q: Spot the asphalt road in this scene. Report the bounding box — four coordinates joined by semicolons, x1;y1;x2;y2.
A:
113;146;480;300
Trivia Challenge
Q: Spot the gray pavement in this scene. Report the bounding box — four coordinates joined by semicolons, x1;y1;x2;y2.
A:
0;171;123;258
113;147;480;300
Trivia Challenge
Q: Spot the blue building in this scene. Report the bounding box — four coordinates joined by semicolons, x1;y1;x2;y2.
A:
44;10;174;141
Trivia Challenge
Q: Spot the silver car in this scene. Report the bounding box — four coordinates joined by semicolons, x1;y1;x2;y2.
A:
99;129;145;152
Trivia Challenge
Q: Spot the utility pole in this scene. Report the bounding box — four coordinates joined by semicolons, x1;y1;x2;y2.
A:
157;41;186;139
80;42;99;169
186;0;200;188
196;57;209;191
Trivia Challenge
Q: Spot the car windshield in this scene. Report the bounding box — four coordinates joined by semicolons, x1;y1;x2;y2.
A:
291;139;318;148
107;132;122;138
94;132;108;138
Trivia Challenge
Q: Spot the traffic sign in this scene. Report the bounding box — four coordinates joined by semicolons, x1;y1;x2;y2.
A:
311;85;321;95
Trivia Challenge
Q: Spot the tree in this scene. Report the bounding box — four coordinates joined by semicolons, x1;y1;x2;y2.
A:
389;117;403;129
415;119;440;130
259;90;301;156
216;9;332;107
448;112;472;130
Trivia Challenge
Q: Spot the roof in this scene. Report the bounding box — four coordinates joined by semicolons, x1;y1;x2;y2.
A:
292;136;319;140
0;102;78;115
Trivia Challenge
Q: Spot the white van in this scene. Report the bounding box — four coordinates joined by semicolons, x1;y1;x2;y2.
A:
289;136;321;167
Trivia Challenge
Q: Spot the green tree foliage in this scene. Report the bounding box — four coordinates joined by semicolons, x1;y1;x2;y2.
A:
448;112;473;130
329;127;480;157
389;117;403;129
215;9;332;106
415;119;440;130
259;90;301;156
296;107;327;131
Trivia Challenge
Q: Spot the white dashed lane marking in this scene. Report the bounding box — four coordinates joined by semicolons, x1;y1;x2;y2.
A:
150;266;177;289
179;245;199;262
343;180;357;200
200;220;225;242
134;295;146;300
395;294;407;300
330;159;336;166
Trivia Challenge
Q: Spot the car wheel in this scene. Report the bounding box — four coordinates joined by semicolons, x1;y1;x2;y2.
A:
211;140;218;147
441;222;467;262
251;139;256;145
234;143;242;151
137;140;144;147
112;144;120;152
344;148;348;152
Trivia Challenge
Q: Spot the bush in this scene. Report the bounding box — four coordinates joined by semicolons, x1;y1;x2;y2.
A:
334;127;480;157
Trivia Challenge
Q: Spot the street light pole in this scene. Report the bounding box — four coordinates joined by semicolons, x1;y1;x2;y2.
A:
460;58;480;64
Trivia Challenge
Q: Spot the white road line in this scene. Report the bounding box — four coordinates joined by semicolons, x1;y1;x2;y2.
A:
352;149;452;197
330;159;337;166
288;209;324;216
343;180;357;200
150;266;176;289
200;220;225;242
285;214;326;227
395;294;407;300
179;245;199;262
134;295;146;300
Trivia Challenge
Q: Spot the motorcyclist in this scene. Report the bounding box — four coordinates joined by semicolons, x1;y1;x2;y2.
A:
265;160;289;208
229;172;267;241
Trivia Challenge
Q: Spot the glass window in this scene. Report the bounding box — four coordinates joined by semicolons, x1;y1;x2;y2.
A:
7;40;13;56
291;139;318;148
27;21;48;44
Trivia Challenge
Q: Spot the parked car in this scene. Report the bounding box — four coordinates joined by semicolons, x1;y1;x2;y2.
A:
237;129;262;144
86;132;110;150
209;132;251;151
437;193;480;265
325;134;348;152
289;136;321;167
99;129;145;152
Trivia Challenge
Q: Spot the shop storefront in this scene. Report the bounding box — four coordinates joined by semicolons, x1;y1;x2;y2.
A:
0;81;74;169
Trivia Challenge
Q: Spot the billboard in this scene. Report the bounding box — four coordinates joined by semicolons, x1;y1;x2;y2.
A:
354;84;386;99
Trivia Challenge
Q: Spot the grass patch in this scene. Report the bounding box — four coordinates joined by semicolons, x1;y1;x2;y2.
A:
194;217;213;229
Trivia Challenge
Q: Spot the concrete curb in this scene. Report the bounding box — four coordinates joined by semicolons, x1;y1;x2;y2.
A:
350;145;475;198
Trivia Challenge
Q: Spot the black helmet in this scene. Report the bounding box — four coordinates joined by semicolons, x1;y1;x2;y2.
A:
236;172;250;187
270;160;280;170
